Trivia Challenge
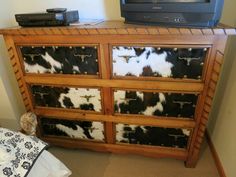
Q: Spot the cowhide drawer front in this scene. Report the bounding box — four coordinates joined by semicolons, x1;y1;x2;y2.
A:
116;123;191;149
31;85;102;112
114;90;198;119
112;46;208;79
20;46;99;75
40;117;105;141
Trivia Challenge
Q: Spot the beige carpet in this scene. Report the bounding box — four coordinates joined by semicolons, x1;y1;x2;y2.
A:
48;140;219;177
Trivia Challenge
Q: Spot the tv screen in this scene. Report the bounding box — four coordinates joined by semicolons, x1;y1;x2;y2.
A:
125;0;209;3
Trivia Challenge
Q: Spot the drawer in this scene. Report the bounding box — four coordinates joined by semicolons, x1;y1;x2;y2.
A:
19;45;99;75
114;90;198;119
40;117;105;142
112;46;208;80
31;85;102;112
116;123;191;149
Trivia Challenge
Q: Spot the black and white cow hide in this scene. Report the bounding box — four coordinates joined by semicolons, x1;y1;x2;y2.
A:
41;118;104;141
159;93;197;118
165;48;206;79
31;85;102;112
112;46;207;79
113;47;173;77
58;88;101;112
116;123;190;148
114;90;198;118
21;46;98;75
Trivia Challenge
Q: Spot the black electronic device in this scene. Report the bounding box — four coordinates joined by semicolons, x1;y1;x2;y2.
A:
15;9;79;27
46;8;67;13
120;0;224;27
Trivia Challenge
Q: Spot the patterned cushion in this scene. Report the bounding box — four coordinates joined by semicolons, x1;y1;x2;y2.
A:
0;128;47;177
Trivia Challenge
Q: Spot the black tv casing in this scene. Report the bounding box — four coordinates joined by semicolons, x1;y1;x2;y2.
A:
120;0;224;27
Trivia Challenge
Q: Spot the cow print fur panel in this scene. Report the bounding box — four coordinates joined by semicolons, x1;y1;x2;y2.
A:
31;85;102;112
116;124;190;149
114;90;198;118
112;46;207;79
41;118;104;141
20;46;99;75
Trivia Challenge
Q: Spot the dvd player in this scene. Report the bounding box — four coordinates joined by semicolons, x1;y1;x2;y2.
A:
15;10;79;27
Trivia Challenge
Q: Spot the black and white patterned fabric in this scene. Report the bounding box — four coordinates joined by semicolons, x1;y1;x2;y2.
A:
112;46;207;79
20;46;99;75
114;90;198;119
31;85;102;112
0;128;47;177
116;124;190;149
40;118;105;142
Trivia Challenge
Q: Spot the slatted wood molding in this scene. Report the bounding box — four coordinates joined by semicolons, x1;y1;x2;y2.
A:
0;21;235;36
3;36;33;111
186;51;225;168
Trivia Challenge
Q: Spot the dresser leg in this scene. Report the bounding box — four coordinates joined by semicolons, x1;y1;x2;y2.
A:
185;151;199;168
185;161;196;168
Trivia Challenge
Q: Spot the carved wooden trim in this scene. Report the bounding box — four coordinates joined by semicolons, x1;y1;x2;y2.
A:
34;107;196;128
42;136;188;160
0;27;234;36
0;21;235;36
186;51;224;167
24;76;204;92
4;36;33;111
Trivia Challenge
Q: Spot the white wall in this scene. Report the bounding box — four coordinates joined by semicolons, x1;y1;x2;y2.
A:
0;79;16;119
1;0;122;27
0;0;25;129
207;1;236;177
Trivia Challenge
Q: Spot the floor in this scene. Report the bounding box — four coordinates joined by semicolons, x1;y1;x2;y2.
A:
48;140;220;177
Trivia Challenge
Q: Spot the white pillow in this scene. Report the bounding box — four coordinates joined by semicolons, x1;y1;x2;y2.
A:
27;150;72;177
0;145;14;165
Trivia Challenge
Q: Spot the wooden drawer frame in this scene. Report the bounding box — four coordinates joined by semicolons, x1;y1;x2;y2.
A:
37;113;193;161
38;116;106;143
17;44;102;78
28;84;104;114
1;23;231;167
112;88;201;120
110;44;212;82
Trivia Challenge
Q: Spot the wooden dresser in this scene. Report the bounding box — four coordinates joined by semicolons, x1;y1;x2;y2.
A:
1;21;235;167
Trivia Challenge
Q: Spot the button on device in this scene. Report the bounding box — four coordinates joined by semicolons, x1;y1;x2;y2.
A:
46;8;67;13
174;18;181;22
143;15;151;19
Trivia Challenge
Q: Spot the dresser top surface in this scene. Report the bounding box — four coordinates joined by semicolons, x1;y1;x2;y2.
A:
0;20;235;36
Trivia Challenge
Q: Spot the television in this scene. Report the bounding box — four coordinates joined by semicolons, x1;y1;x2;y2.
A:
120;0;224;27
